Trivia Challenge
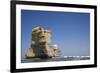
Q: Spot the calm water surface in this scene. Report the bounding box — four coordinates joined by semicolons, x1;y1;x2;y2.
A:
21;57;90;63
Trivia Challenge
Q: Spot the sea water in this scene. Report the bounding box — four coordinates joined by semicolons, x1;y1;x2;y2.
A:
21;56;90;63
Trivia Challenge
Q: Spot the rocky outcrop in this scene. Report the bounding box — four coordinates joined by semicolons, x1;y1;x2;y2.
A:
26;26;61;59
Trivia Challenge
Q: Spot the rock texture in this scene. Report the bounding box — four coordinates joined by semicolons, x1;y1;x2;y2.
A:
26;26;61;59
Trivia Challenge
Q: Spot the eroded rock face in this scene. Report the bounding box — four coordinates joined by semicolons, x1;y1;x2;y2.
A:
26;48;35;58
26;26;61;59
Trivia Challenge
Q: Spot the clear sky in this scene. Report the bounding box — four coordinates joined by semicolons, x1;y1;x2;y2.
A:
21;9;90;59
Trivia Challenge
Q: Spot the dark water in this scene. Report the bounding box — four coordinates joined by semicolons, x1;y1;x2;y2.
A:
21;57;90;63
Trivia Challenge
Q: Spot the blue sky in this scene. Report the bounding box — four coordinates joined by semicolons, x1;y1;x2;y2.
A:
21;10;90;59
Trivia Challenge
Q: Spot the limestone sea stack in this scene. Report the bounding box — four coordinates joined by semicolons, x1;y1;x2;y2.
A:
26;26;61;59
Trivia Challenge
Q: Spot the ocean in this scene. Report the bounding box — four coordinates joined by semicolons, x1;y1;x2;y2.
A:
21;56;90;63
